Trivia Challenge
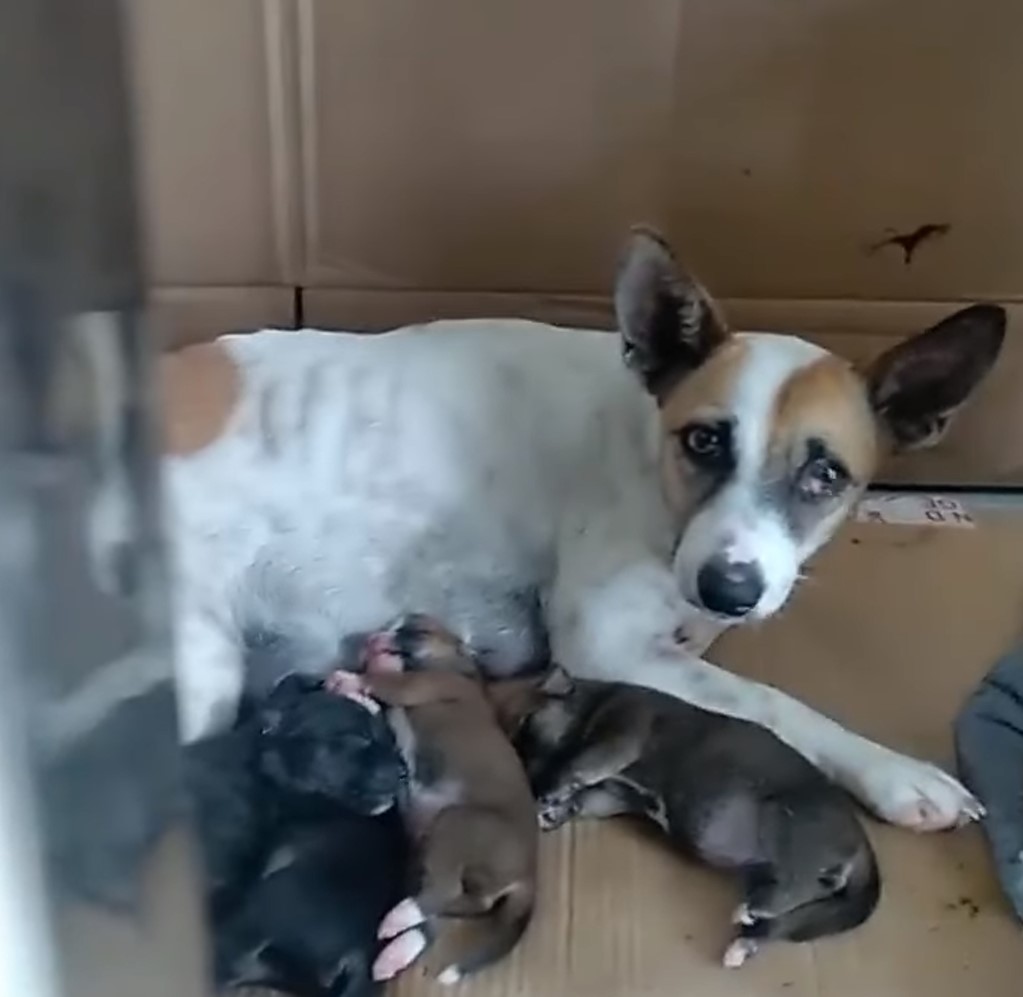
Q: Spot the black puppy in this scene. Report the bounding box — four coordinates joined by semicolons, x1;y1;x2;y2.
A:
256;673;404;819
184;707;267;918
186;673;409;996
215;810;407;996
491;669;880;967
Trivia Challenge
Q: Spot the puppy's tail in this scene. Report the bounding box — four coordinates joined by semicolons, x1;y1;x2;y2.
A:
436;881;534;984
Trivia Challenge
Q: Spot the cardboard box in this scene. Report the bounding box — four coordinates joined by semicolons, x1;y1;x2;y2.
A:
131;0;1023;484
379;510;1023;997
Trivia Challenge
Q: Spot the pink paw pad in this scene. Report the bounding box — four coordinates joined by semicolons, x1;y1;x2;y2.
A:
378;897;425;940
323;671;380;713
372;928;428;981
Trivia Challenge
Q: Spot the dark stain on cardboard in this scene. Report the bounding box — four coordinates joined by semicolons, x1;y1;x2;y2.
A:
944;895;980;918
867;223;951;266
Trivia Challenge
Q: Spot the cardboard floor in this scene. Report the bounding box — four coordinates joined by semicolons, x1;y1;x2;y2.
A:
383;509;1023;997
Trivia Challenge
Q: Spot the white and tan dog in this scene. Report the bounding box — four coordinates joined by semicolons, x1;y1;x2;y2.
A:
160;228;1004;831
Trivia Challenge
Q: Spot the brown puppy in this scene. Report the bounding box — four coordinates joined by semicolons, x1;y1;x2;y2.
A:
490;668;880;967
328;615;537;985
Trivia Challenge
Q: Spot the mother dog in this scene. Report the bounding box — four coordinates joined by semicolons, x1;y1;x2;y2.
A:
162;228;1003;831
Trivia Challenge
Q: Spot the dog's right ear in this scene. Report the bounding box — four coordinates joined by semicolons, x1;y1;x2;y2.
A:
615;226;729;397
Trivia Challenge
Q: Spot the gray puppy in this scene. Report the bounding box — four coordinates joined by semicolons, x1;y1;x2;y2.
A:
490;669;881;967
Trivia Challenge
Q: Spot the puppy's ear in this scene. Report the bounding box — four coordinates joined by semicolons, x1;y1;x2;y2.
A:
615;226;728;397
817;860;854;893
695;794;762;866
866;303;1005;450
541;666;575;697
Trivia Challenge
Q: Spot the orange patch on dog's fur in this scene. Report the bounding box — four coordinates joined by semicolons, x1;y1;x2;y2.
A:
658;337;749;430
771;355;878;482
159;341;239;455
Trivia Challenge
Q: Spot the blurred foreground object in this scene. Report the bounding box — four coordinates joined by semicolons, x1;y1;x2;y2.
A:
956;643;1023;923
0;1;210;995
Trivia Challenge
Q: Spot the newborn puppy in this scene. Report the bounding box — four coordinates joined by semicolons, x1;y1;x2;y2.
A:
188;673;409;996
256;673;404;819
330;615;538;985
493;669;880;967
186;674;404;913
214;810;407;997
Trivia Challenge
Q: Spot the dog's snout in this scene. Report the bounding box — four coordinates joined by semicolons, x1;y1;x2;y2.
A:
697;557;764;617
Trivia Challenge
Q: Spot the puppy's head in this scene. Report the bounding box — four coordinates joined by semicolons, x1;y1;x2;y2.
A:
616;227;1005;620
257;674;404;816
486;667;594;783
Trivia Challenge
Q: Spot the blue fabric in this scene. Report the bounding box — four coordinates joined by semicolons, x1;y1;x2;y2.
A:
955;645;1023;921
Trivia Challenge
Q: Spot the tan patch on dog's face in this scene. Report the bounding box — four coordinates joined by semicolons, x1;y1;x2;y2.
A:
656;338;748;520
159;341;239;455
658;338;749;432
770;355;878;485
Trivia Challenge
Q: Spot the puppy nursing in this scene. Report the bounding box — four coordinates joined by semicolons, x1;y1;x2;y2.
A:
186;674;409;997
496;668;880;966
331;615;539;985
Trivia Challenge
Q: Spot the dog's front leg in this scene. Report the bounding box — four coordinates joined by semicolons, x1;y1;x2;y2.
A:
549;557;982;831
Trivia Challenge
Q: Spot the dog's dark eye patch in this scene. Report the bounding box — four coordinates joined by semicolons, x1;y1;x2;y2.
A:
760;437;857;544
676;418;736;475
794;439;851;504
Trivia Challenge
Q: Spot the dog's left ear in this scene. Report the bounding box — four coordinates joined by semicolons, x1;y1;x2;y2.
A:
866;303;1006;450
615;226;729;397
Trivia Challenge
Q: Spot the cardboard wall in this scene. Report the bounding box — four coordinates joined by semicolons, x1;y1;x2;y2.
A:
128;0;1023;484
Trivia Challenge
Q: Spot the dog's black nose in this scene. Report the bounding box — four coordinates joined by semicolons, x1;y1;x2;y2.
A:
697;557;764;617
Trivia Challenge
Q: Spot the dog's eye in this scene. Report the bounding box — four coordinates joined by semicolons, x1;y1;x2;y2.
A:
679;420;732;469
797;455;849;502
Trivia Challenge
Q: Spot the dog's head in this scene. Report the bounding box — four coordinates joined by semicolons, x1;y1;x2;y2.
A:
616;227;1005;620
256;674;405;816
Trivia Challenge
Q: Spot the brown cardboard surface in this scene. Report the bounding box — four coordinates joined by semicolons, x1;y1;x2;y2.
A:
149;287;295;348
294;0;1023;302
126;0;297;287
377;513;1023;997
127;1;1023;482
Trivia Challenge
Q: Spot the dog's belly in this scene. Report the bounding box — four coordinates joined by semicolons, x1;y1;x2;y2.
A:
240;527;550;682
169;321;660;683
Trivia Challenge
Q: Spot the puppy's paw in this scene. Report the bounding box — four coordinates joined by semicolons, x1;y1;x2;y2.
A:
731;902;757;927
537;793;577;831
722;937;758;968
842;744;984;831
372;928;428;981
323;670;381;714
378;897;426;940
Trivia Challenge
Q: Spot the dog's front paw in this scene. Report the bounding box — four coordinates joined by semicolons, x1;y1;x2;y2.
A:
323;670;381;714
843;744;983;831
